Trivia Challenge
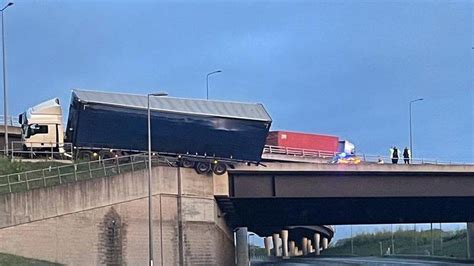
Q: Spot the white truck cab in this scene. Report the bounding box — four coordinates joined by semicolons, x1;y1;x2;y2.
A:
18;98;64;150
338;140;355;155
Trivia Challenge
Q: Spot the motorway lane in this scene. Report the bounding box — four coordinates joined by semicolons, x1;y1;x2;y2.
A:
251;256;473;265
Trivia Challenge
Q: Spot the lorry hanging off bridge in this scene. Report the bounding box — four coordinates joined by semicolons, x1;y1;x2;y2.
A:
18;89;272;175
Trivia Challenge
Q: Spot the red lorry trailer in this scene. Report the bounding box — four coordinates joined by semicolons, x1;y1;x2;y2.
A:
266;131;339;152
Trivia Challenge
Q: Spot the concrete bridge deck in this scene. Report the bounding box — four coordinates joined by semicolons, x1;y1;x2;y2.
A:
0;125;21;151
234;161;474;173
220;161;474;263
222;162;474;226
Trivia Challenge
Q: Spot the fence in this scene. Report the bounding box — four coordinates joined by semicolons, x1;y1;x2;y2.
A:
0;153;171;194
263;145;470;165
263;145;337;158
351;154;470;165
10;141;74;161
0;115;20;127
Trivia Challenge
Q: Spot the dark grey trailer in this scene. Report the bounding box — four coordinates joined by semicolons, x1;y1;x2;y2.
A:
65;89;272;174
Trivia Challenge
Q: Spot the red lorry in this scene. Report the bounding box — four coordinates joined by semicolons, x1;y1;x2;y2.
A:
266;131;340;152
265;130;357;163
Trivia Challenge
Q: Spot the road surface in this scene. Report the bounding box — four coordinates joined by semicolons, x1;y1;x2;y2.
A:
251;256;473;265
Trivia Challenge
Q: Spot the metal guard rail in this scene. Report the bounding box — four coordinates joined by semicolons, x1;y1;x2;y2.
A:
263;145;337;158
263;145;471;165
356;154;472;165
10;141;74;161
0;115;20;127
0;153;169;194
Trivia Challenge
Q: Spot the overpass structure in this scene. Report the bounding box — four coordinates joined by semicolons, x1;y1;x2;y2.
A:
219;161;474;263
0;123;21;152
0;152;473;265
225;162;474;225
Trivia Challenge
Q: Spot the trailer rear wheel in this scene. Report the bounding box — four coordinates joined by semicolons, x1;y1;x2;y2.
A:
181;158;195;168
99;151;115;165
195;162;211;174
77;151;92;161
99;150;114;159
117;151;131;163
212;162;227;175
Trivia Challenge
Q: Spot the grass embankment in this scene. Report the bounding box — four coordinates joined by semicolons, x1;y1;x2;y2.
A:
0;252;61;265
324;229;468;258
0;157;148;194
0;158;65;176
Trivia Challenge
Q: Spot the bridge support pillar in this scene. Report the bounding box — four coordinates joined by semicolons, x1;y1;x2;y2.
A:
272;233;281;256
308;239;312;253
468;223;474;259
281;230;289;257
302;237;308;255
314;233;321;255
289;241;296;256
322;237;328;250
235;227;249;266
264;236;272;256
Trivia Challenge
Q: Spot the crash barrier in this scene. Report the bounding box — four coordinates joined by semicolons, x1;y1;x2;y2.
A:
10;141;74;161
0;115;20;127
263;145;470;165
263;145;337;158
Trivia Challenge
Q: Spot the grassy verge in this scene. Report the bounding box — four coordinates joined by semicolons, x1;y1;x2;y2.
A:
0;157;149;194
324;229;468;258
0;158;66;176
0;252;61;265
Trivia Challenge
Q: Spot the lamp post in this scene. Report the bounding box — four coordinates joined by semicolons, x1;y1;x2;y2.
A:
1;2;13;156
206;70;222;100
409;98;424;160
147;92;168;266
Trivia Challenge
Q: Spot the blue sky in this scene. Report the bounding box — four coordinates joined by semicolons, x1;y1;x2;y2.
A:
2;0;472;243
3;0;472;162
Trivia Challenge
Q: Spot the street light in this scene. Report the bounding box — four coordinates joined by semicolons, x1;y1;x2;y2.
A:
147;91;168;266
1;2;13;156
409;98;424;160
206;70;222;100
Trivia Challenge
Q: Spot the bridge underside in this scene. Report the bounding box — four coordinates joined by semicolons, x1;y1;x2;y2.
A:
220;196;474;228
220;168;474;232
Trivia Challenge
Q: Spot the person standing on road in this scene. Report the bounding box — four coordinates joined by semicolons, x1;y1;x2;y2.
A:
389;147;394;162
392;146;399;164
403;147;411;164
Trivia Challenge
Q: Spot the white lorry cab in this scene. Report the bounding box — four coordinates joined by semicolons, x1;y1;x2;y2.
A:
18;98;65;151
338;140;355;155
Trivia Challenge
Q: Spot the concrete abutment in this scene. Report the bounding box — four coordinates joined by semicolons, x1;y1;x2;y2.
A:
0;165;234;265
